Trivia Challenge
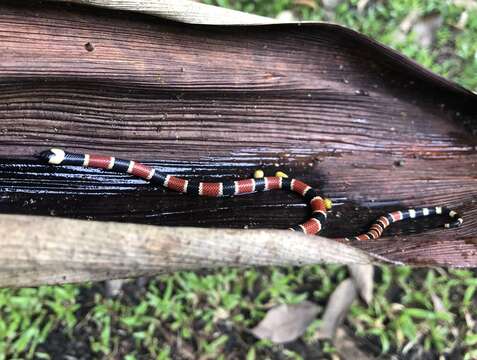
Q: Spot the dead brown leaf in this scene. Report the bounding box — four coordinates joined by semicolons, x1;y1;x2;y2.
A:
104;279;126;297
412;12;443;48
321;0;343;10
251;301;320;343
357;0;371;13
334;327;375;359
348;264;374;305
316;279;358;339
430;292;446;313
294;0;318;9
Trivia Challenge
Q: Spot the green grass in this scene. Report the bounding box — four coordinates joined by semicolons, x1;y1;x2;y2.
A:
2;268;477;358
2;0;477;359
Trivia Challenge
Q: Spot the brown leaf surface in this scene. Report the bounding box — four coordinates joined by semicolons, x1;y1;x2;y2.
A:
251;301;320;343
0;1;476;266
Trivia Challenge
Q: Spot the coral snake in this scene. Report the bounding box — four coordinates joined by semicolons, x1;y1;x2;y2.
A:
39;148;463;241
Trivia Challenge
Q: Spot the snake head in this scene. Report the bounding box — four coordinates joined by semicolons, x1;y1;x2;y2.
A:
37;148;65;164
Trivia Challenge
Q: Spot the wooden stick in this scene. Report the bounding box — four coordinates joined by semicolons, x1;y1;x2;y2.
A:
0;214;386;288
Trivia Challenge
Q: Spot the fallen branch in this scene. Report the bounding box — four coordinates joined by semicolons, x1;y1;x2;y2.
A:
0;214;387;288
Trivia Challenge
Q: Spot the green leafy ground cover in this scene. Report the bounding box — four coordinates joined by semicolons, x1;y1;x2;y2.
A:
2;1;477;359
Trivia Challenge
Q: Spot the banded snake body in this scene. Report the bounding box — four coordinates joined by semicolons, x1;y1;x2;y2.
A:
39;148;464;241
